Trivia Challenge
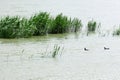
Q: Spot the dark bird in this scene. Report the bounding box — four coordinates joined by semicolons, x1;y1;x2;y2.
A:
84;48;89;51
104;47;110;50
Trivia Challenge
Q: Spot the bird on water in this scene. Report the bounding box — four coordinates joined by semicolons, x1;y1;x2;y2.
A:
104;47;110;50
84;48;89;51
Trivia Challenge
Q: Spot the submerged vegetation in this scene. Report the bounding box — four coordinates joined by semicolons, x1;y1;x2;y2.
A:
40;45;63;58
52;45;61;58
0;12;82;38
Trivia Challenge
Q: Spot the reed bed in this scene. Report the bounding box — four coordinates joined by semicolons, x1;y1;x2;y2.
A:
48;13;70;34
48;13;82;34
113;27;120;35
87;20;97;33
29;12;50;36
1;12;120;38
0;16;36;38
0;12;82;38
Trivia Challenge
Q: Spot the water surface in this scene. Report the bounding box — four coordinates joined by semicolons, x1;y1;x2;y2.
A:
0;34;120;80
1;0;120;79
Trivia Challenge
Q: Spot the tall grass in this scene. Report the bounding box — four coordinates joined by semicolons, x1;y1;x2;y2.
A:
48;13;70;33
48;13;82;33
19;18;36;38
0;16;36;38
20;18;36;37
71;18;82;32
87;20;97;33
0;12;82;38
113;27;120;35
0;16;20;38
52;45;61;58
29;12;50;36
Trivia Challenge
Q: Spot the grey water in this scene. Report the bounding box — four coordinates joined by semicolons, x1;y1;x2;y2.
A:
0;34;120;80
1;0;120;80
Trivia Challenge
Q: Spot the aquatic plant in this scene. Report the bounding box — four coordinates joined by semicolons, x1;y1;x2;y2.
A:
0;16;21;38
48;13;70;33
52;45;61;58
113;27;120;35
0;12;82;38
19;18;36;38
71;18;82;32
0;16;36;38
48;14;82;33
29;12;50;36
87;20;97;33
39;45;63;58
20;49;25;60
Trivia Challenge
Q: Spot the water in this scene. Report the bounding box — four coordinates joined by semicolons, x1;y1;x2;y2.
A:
1;0;120;30
1;0;120;80
0;34;120;80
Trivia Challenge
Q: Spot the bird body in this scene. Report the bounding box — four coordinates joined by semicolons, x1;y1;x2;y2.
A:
104;47;109;50
84;48;89;51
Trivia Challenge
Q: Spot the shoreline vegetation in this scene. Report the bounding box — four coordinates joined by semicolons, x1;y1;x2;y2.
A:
0;11;119;38
0;12;82;38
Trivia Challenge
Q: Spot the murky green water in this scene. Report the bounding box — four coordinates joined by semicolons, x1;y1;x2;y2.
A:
0;34;120;80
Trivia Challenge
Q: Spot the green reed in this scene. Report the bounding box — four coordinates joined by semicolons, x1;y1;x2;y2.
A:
87;20;97;33
113;27;120;35
0;12;82;38
29;12;50;36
